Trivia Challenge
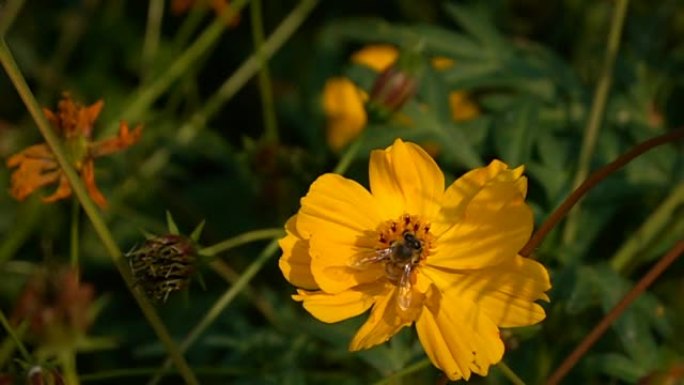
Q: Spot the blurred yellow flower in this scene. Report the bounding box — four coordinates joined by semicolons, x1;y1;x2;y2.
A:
323;45;480;150
6;93;142;208
279;139;551;381
322;78;368;152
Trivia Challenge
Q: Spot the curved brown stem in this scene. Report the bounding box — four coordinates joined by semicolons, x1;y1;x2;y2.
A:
520;129;684;258
545;240;684;385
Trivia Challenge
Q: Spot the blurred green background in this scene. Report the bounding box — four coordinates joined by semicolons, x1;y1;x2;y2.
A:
1;0;683;384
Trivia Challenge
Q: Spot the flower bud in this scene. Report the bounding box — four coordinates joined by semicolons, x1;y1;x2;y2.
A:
127;234;198;303
365;48;422;122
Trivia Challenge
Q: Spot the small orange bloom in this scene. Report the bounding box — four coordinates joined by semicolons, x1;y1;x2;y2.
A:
6;94;142;208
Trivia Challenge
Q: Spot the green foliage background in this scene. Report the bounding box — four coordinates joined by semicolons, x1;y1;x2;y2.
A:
1;0;683;384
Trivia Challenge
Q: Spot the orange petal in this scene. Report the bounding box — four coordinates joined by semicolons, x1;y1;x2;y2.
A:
416;290;504;381
81;160;108;208
43;174;73;203
368;139;445;220
7;144;61;201
91;121;143;158
278;215;318;290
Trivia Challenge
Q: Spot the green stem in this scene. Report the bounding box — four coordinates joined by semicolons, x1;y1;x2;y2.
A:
141;0;165;84
199;228;284;257
172;6;207;50
105;0;251;134
610;182;684;273
498;361;527;385
0;0;25;36
175;0;319;145
147;240;280;385
0;40;199;385
59;350;80;385
562;0;630;244
70;197;80;269
250;0;279;142
372;359;431;385
333;135;363;174
0;310;31;362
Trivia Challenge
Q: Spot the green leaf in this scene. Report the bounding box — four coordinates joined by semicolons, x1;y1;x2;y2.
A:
443;3;508;55
190;220;206;242
493;97;540;166
165;210;180;235
585;353;647;383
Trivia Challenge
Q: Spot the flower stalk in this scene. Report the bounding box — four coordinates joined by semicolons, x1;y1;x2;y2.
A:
0;39;199;385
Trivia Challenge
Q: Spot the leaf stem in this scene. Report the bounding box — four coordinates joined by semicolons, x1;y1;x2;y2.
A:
562;0;630;244
59;350;80;385
333;135;364;174
372;359;431;385
545;240;684;385
199;228;284;257
0;39;199;385
141;0;165;83
0;310;31;362
520;129;684;258
250;0;279;142
0;0;25;36
498;361;527;385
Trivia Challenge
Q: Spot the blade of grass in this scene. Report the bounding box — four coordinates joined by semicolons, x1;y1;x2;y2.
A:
0;39;199;385
0;0;25;36
141;0;165;84
250;0;279;142
562;0;630;244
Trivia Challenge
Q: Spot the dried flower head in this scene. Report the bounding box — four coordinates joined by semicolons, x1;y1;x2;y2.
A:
127;234;198;303
279;139;551;381
6;93;142;208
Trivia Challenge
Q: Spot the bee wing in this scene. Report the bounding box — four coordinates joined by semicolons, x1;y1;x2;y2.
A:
351;248;391;268
397;264;413;311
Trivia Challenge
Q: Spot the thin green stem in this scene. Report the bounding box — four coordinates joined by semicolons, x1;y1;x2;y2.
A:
250;0;279;142
333;135;363;174
372;359;431;385
610;182;684;273
141;0;165;84
147;240;280;385
0;40;199;385
0;0;25;36
498;362;527;385
59;350;80;385
70;197;80;269
199;228;284;257
0;310;31;362
105;0;250;135
562;0;630;244
175;0;319;145
172;5;207;49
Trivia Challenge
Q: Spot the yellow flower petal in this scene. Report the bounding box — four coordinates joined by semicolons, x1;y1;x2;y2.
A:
349;284;422;350
278;216;318;290
298;173;382;239
293;287;377;323
322;77;367;151
423;255;550;328
308;234;384;293
416;290;504;381
350;44;398;72
434;159;526;233
369;139;445;220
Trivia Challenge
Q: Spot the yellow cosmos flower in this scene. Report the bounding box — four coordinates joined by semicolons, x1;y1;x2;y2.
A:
323;45;480;150
279;139;551;381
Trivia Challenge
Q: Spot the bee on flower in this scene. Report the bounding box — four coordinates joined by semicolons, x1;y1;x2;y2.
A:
5;93;142;208
279;139;551;381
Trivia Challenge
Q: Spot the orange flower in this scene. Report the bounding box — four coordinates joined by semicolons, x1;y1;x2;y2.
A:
6;94;142;208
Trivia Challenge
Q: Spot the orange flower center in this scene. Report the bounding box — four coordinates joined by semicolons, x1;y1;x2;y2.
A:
374;214;433;283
